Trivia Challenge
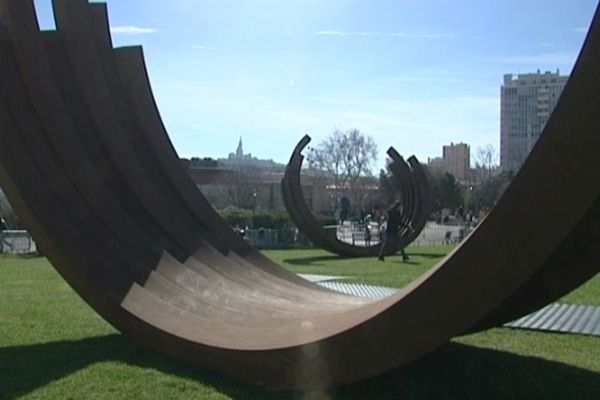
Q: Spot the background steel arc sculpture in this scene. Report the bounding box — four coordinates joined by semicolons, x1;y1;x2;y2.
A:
281;135;432;257
1;0;600;391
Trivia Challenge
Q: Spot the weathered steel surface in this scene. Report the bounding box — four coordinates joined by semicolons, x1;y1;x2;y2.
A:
1;0;600;391
281;135;432;257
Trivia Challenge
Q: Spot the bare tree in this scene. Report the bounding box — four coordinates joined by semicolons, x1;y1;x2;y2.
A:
307;128;378;192
198;165;264;210
473;144;499;183
466;144;514;213
227;165;263;210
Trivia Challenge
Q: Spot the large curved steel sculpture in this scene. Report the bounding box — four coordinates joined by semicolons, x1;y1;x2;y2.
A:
1;0;600;390
281;135;432;257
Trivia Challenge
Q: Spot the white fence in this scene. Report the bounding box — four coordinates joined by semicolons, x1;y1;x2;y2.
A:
0;230;37;254
336;222;473;247
411;222;472;246
0;224;471;255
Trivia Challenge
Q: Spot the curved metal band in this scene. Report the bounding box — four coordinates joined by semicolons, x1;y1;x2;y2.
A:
281;135;431;257
1;0;600;390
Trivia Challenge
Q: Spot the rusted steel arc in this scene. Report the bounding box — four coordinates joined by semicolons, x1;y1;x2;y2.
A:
406;156;433;245
388;147;430;247
52;0;205;261
460;14;600;331
282;135;362;255
281;134;429;257
88;5;333;293
385;150;414;239
0;40;149;345
40;32;166;262
279;136;362;255
469;193;600;332
3;0;352;310
384;156;417;244
2;0;360;316
86;5;228;257
394;152;433;247
1;0;600;391
108;0;600;384
465;39;600;330
376;151;432;247
88;4;237;256
111;49;334;294
96;1;359;302
0;17;159;287
281;135;396;256
80;0;349;301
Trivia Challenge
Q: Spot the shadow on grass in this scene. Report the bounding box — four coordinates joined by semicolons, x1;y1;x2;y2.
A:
0;334;277;400
283;254;354;266
408;252;448;259
0;253;42;259
2;335;599;399
283;252;447;267
384;260;420;266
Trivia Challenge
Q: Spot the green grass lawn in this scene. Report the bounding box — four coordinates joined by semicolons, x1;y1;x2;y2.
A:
1;249;599;399
267;246;600;305
266;245;454;289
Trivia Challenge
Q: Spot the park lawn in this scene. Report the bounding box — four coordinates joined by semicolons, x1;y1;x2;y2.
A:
267;246;600;305
0;250;599;399
265;245;454;289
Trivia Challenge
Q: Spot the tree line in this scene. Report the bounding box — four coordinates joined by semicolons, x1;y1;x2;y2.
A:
0;128;514;231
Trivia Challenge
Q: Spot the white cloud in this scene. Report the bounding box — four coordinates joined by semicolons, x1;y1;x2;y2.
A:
110;26;159;35
314;30;346;36
314;30;458;39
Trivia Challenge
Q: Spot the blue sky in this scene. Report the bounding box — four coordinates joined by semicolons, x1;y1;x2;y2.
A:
33;0;598;170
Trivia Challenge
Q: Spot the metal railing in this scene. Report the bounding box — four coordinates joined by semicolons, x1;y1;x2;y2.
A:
242;222;474;250
244;228;313;249
335;222;473;247
0;225;472;254
0;230;37;254
411;222;473;246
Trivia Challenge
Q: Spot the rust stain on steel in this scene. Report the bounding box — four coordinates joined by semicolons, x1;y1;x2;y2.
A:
281;135;432;257
1;0;600;391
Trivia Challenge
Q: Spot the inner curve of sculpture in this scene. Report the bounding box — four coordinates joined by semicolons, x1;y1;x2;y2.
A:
281;135;432;257
1;0;600;390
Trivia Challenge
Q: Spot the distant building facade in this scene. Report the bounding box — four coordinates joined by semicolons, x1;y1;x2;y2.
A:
427;157;444;171
442;142;470;182
220;137;282;169
182;138;379;214
183;138;287;210
500;70;568;172
428;142;471;184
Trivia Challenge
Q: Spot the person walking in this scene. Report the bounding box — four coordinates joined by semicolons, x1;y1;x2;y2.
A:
378;200;412;262
0;216;7;255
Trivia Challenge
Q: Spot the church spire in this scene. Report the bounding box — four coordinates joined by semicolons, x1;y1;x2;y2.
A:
236;136;243;157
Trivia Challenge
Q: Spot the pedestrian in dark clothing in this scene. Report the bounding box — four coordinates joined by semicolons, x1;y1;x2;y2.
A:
0;216;6;255
378;200;412;262
364;224;371;246
339;196;351;223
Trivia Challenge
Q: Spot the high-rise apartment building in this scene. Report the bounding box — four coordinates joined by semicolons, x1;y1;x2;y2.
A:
500;70;568;171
